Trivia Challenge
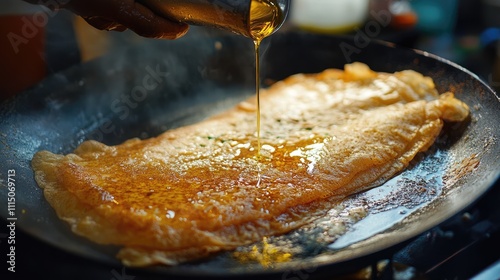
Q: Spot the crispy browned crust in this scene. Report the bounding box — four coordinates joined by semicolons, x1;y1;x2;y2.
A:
32;63;469;266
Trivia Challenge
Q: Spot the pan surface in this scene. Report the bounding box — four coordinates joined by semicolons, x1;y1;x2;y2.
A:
0;31;499;278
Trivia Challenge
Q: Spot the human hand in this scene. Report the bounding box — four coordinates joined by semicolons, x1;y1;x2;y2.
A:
24;0;189;39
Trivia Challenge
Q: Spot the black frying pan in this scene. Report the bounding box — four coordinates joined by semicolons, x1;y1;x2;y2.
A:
0;31;499;279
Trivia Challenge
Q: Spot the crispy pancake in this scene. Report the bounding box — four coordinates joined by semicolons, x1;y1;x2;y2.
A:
32;63;469;266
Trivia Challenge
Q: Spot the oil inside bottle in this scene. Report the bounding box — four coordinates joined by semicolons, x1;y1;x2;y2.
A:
248;0;284;158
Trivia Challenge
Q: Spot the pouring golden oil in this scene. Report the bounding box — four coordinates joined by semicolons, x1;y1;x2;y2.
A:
138;0;287;158
248;0;284;157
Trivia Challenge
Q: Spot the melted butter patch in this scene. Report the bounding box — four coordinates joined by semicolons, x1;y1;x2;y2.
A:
233;237;292;267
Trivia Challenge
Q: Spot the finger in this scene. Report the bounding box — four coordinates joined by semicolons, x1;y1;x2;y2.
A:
113;2;189;39
83;16;127;32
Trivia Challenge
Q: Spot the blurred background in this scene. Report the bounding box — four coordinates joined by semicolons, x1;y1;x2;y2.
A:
1;0;500;100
